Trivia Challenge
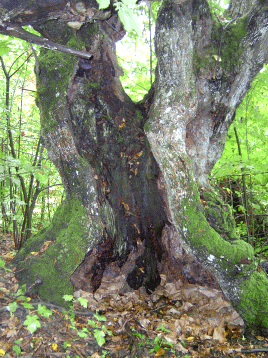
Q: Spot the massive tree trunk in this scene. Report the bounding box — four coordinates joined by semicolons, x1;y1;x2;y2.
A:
3;0;268;334
146;0;268;335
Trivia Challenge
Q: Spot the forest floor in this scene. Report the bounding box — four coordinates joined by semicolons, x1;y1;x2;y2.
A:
1;233;268;358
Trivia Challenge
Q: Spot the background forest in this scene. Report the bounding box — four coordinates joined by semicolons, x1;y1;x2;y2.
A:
1;0;268;263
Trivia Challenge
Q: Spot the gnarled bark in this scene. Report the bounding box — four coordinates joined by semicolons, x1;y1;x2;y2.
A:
146;0;268;334
14;12;170;303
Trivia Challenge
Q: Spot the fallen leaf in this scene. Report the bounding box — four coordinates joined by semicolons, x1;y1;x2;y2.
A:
52;342;58;351
256;335;265;340
6;329;17;338
91;353;102;358
155;347;165;356
213;326;226;343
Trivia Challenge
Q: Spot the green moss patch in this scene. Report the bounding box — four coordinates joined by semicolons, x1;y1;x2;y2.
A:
37;48;76;134
13;198;90;307
237;271;268;333
193;16;247;75
201;190;239;241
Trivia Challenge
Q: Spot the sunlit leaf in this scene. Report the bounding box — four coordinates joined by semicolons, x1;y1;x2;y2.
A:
96;0;110;9
9;301;18;313
0;39;11;56
88;319;98;328
12;345;21;356
21;302;34;309
122;0;137;6
94;329;106;346
38;304;53;318
117;4;143;36
94;312;107;321
77;296;88;308
23;315;41;333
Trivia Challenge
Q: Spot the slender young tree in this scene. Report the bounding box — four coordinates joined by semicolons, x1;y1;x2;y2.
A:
1;0;268;334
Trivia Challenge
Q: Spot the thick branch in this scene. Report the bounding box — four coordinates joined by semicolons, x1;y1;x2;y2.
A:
207;2;268;169
227;0;259;18
0;23;93;59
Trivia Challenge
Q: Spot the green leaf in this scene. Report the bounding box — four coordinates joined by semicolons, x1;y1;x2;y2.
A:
88;319;98;328
6;155;21;166
14;339;23;345
0;257;10;271
62;341;72;349
77;296;88;308
0;38;11;56
15;295;28;301
21;302;34;309
77;331;89;338
14;284;26;297
117;4;143;36
164;340;174;348
33;171;48;184
156;323;171;333
237;205;245;212
23;314;41;333
94;329;106;346
97;0;110;9
9;301;18;313
153;342;161;351
10;177;20;186
132;331;145;339
251;203;260;210
153;336;161;343
101;325;113;335
38;304;53;318
94;312;107;321
22;26;41;37
63;294;74;302
12;345;21;356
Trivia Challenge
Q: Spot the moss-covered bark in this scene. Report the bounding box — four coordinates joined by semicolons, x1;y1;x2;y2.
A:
13;198;98;306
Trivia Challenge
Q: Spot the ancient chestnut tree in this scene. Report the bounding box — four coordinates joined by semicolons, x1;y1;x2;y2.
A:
1;0;268;335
